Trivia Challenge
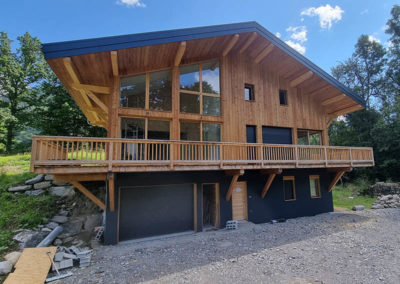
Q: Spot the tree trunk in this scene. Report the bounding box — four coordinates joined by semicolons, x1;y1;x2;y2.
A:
6;120;14;154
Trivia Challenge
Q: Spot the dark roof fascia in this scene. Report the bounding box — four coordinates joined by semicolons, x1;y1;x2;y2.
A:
42;21;365;106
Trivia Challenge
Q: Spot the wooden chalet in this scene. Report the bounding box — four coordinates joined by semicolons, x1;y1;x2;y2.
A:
35;22;374;243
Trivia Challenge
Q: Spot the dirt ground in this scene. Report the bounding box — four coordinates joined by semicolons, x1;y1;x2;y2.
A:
60;209;400;284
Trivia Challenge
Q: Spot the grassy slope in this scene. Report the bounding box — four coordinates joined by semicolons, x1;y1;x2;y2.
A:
0;154;56;256
332;184;376;211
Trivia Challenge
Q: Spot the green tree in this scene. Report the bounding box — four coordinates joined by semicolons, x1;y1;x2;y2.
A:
0;32;46;153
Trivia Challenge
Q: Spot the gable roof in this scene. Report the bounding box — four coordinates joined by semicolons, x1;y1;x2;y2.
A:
42;21;365;106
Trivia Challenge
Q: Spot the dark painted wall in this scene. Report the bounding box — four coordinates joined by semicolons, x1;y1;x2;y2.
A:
104;169;333;245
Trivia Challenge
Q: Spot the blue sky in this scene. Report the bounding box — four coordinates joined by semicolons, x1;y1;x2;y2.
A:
0;0;397;73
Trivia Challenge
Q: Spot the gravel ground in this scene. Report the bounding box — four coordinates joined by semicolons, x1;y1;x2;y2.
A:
60;209;400;284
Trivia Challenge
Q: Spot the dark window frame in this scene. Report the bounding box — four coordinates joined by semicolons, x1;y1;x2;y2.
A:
309;175;321;198
244;84;255;101
279;89;288;106
283;176;296;201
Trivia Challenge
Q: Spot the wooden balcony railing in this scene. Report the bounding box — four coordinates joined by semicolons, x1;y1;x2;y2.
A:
30;136;374;174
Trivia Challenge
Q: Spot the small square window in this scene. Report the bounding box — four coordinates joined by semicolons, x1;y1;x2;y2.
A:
309;175;321;198
245;84;255;101
283;176;296;201
279;90;288;105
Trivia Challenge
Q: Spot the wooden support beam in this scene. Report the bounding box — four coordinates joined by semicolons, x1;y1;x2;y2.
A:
328;168;352;192
321;94;346;106
111;51;119;76
225;169;244;176
226;174;240;201
254;44;274;63
240;32;257;54
70;181;106;211
71;83;110;94
260;169;282;199
86;91;109;113
54;174;107;182
63;58;93;107
174;41;186;66
222;34;240;57
327;104;364;119
290;71;314;88
107;173;115;212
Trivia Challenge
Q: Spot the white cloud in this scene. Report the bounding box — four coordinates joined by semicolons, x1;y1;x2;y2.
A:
285;40;306;55
368;35;381;43
301;4;344;29
117;0;146;8
360;9;369;15
286;26;307;43
275;32;281;38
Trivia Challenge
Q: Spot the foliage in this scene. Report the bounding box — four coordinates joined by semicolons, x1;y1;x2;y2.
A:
332;180;376;210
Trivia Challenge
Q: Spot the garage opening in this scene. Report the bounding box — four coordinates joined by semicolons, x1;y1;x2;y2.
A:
202;184;220;230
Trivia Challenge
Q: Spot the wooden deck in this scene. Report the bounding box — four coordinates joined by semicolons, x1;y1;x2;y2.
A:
30;136;374;174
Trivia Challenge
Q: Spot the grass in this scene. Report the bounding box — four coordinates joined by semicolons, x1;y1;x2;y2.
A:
0;153;57;257
332;179;376;210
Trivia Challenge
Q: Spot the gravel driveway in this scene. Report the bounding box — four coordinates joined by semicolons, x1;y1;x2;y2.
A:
61;209;400;284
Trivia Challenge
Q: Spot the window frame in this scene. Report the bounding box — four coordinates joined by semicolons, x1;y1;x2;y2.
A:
179;61;221;116
309;175;321;199
244;84;255;101
120;68;173;112
120;116;171;140
283;176;296;201
297;129;323;145
179;121;222;142
279;89;288;106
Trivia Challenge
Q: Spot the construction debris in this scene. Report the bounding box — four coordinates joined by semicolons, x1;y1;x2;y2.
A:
37;226;63;247
226;220;238;230
50;246;93;272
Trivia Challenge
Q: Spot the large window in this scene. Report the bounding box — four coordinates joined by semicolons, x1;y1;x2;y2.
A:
121;117;170;140
180;61;221;116
180;122;221;142
283;176;296;201
297;129;322;145
120;69;172;111
309;175;321;198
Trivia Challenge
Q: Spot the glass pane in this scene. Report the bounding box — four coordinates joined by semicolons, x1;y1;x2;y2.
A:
180;64;200;91
180;122;200;141
309;177;318;197
148;120;170;140
297;130;308;145
120;117;145;139
279;90;288;105
203;96;221;116
202;61;220;94
180;93;200;113
149;70;172;111
309;131;322;145
203;123;221;142
120;74;146;108
284;179;295;200
245;87;251;100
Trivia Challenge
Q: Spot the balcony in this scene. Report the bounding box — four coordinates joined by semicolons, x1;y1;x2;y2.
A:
30;136;374;174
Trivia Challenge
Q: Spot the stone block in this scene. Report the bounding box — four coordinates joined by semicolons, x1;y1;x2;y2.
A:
25;189;45;196
25;174;44;185
63;220;83;236
33;181;51;190
8;185;31;192
46;222;59;230
51;216;68;224
84;214;102;231
4;251;21;266
44;174;54;181
54;252;64;262
352;205;365;211
0;261;13;275
49;186;75;198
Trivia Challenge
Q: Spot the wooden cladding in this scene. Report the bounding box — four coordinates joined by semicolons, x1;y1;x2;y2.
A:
30;136;374;174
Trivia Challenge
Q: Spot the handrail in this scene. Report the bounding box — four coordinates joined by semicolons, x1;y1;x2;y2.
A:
30;136;375;172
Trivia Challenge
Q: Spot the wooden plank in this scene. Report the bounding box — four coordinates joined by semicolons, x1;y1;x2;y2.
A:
174;41;186;66
87;91;109;113
71;181;106;210
222;34;239;56
321;93;346;106
290;71;314;87
111;51;119;76
254;44;274;63
108;173;115;212
240;32;257;54
328;170;345;192
54;173;106;181
328;104;364;119
4;247;57;284
71;83;110;94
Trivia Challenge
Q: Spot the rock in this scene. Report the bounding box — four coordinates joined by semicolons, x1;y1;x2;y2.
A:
8;185;32;192
371;204;384;209
46;222;59;230
44;174;54;181
352;205;365;211
49;186;75;198
25;174;44;185
42;228;52;232
25;189;46;196
13;230;49;249
58;210;69;217
54;252;64;262
52;181;69;186
33;181;52;190
63;237;74;244
51;216;68;224
0;261;13;275
368;182;400;197
63;220;83;236
54;239;62;246
84;214;102;231
4;252;21;266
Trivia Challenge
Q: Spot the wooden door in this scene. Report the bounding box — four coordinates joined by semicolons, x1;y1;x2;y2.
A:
231;181;248;220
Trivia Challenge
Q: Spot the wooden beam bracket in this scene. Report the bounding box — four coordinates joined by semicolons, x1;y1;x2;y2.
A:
174;41;186;66
222;34;240;57
328;168;352;192
71;181;106;211
225;169;244;201
260;169;282;199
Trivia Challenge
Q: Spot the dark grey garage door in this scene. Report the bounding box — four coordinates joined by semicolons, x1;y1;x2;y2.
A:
119;184;194;241
262;126;292;144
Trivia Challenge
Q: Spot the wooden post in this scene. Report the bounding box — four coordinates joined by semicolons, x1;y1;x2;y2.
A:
30;137;37;172
108;173;115;212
